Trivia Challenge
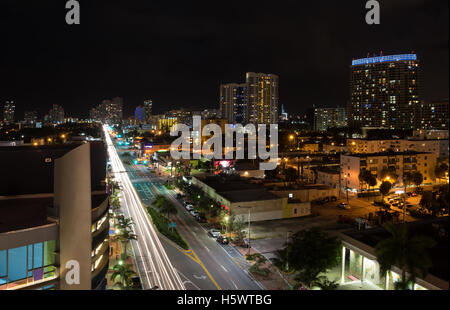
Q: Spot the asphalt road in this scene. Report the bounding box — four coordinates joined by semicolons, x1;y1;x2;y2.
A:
126;161;263;290
105;126;185;290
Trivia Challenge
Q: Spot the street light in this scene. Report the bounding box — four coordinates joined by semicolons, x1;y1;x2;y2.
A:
224;215;229;235
238;206;252;256
285;230;292;271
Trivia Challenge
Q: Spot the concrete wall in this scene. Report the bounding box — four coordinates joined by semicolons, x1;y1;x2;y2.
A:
55;143;92;290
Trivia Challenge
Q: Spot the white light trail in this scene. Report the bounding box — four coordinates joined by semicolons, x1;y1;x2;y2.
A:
104;125;185;290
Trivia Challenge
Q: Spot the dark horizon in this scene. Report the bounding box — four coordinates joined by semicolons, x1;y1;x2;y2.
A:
0;0;448;120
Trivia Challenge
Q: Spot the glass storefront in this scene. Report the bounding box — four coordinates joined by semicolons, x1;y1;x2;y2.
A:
0;240;56;290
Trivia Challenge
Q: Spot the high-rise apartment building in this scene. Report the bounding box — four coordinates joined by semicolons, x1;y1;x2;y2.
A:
3;101;15;124
414;99;449;130
143;100;152;123
312;107;347;131
348;53;420;129
246;72;279;125
46;104;64;125
219;83;247;124
91;97;123;125
24;111;38;127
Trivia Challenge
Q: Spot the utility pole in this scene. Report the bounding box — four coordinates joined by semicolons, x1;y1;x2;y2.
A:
238;206;252;256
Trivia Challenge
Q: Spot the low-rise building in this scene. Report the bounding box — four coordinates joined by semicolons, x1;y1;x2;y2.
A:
191;176;311;222
323;143;347;154
340;151;437;193
347;138;449;159
339;219;448;290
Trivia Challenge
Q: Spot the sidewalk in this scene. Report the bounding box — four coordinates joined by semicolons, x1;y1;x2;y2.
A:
234;245;293;290
106;217;139;290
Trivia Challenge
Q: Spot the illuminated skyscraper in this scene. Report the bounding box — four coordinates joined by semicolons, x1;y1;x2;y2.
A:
312;107;347;131
348;53;421;129
219;83;247;124
246;72;279;125
3;101;15;124
24;110;38;127
143;100;152;123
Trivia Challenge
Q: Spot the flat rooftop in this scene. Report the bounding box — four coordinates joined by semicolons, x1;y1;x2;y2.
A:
344;151;432;157
218;189;280;203
342;218;449;282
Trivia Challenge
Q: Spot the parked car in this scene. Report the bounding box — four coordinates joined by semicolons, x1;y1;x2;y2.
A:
176;193;185;199
195;214;207;223
338;202;350;210
217;236;229;245
330;196;337;202
208;229;221;238
189;210;199;217
185;204;194;211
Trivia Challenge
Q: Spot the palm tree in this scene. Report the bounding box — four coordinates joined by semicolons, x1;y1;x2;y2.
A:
110;262;136;290
375;222;436;290
115;228;137;258
159;200;178;220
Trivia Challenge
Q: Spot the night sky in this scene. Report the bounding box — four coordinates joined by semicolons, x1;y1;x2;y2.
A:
0;0;448;119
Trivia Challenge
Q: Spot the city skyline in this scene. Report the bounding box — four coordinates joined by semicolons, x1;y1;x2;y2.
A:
0;0;448;119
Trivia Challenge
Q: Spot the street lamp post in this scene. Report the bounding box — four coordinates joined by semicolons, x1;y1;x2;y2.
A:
285;230;292;271
344;175;349;203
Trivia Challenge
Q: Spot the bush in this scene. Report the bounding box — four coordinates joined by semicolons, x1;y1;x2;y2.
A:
358;191;381;198
164;183;175;190
146;207;189;250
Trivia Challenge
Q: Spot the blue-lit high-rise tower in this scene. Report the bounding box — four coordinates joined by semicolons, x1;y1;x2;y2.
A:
349;53;421;130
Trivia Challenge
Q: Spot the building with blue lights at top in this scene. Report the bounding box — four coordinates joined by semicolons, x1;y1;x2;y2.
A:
348;53;421;130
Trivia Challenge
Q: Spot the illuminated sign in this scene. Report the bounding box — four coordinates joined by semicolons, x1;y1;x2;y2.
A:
352;54;417;66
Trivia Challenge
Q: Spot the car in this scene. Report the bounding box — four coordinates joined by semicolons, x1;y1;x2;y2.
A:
189;210;199;217
338;202;350;210
410;192;418;197
195;214;207;223
217;236;229;245
330;196;337;202
185;204;194;211
208;229;221;238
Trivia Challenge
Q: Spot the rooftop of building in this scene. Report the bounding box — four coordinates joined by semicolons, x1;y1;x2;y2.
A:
218;189;280;203
197;175;264;192
343;151;432;158
0;141;106;196
351;54;417;66
348;137;448;142
341;218;448;282
194;175;280;202
0;192;108;233
316;166;340;174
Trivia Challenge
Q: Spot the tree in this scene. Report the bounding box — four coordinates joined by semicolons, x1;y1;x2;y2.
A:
434;162;449;183
152;195;177;219
375;222;436;290
368;175;377;195
359;169;372;191
110;262;136;290
273;228;341;289
380;167;398;183
115;228;137;258
379;181;392;202
410;171;423;191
